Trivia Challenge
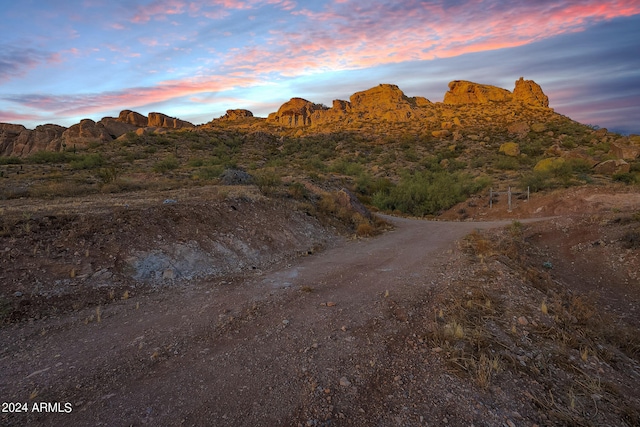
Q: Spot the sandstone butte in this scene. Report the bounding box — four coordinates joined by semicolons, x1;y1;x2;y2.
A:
264;77;550;129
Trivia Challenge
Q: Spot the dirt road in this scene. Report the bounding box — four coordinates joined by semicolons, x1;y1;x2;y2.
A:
1;216;525;426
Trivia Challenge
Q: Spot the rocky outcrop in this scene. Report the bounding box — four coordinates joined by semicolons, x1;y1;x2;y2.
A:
267;98;326;127
0;123;66;157
443;78;550;108
348;84;420;122
99;117;138;138
594;159;630;175
513;77;549;107
117;110;148;127
114;110;193;131
220;109;254;121
62;119;112;148
147;112;194;129
272;84;433;128
443;81;512;104
610;139;640;160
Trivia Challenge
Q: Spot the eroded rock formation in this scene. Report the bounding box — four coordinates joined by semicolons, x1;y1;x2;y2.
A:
267;98;326;127
220;109;254;121
513;77;549;107
443;81;512;104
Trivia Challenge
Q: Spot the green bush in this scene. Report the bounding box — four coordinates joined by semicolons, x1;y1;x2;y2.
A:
613;172;638;184
254;171;282;193
27;151;71;164
519;170;553;192
494;156;519;170
0;157;22;165
70;153;105;170
192;165;223;181
153;156;179;173
330;159;365;176
372;170;489;216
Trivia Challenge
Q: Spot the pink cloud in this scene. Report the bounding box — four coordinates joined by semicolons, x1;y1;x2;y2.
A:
225;0;640;78
131;0;188;23
7;74;260;119
0;111;45;124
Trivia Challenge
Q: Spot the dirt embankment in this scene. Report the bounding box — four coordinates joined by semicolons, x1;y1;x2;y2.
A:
0;186;339;322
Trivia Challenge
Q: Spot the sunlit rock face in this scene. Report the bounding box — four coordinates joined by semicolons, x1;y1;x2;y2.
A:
513;77;549;107
147;112;194;129
219;109;254;121
443;80;512;104
267;98;326;127
117;110;148;127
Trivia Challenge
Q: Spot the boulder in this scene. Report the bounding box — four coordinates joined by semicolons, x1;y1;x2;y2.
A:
62;119;112;147
220;168;252;185
220;109;254;121
443;80;512;104
99;117;138;138
117;110;148;127
499;142;520;157
594;159;630;175
610;140;640;160
432;129;451;138
507;121;530;137
513;77;549;107
147;112;194;129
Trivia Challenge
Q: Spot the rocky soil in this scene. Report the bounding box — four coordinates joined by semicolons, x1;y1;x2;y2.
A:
1;186;639;426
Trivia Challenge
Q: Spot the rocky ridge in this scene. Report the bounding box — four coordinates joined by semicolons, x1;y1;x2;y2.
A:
0;111;194;157
2;78;639;175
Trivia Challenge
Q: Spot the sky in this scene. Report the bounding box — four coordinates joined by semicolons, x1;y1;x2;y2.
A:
1;0;639;135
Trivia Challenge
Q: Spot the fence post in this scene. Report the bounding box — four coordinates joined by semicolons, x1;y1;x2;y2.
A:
508;187;512;212
490;188;493;208
527;186;530;202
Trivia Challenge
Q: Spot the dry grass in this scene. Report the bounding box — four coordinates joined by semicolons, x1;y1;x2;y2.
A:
422;225;640;425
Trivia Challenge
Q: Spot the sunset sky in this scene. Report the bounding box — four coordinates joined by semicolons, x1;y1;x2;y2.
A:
1;0;639;134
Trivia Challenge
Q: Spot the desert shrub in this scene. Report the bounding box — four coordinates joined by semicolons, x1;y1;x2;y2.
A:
613;172;638;184
287;182;307;200
330;159;365;176
372;170;489;216
96;166;119;183
188;158;205;167
70;153;105;170
519;170;553;192
254;171;281;194
27;151;71;164
192;165;223;181
356;222;374;237
152;156;179;173
355;173;393;196
0;157;22;165
494;156;519;170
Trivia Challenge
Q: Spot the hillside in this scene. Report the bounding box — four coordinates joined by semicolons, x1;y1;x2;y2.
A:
1;78;639;218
